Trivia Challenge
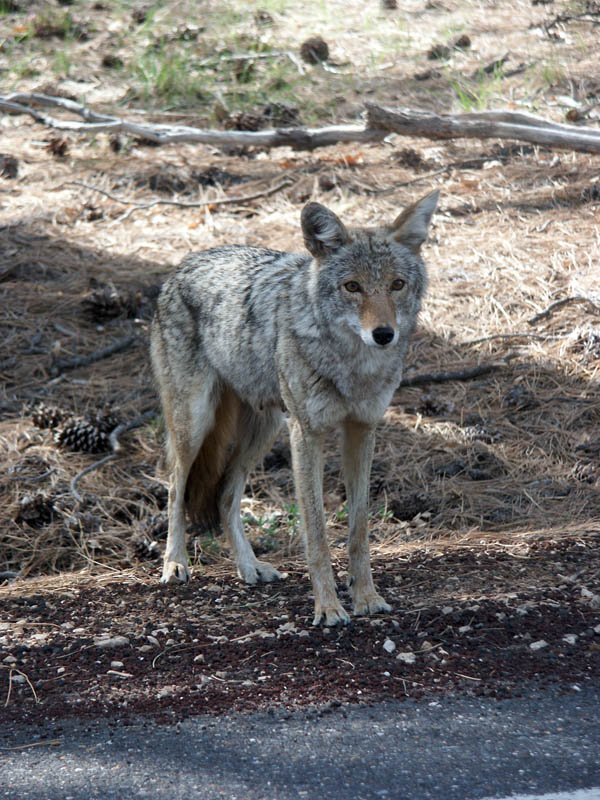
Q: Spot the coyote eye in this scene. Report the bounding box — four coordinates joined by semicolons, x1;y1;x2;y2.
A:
391;278;405;291
344;280;361;293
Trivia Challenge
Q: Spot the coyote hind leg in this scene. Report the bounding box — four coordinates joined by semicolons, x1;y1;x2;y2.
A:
218;405;284;585
160;377;218;585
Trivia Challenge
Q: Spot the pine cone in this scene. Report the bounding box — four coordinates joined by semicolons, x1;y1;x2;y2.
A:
44;135;70;158
54;418;110;453
300;36;329;64
223;112;264;131
15;493;56;527
32;403;64;429
81;286;124;321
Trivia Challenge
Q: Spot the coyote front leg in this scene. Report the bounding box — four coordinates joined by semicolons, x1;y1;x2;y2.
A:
289;419;350;626
343;420;391;616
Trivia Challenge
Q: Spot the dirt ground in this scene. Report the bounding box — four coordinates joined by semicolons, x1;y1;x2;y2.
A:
1;0;600;725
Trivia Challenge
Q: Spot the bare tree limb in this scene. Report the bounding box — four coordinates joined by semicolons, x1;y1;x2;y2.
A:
69;410;157;501
4;93;600;154
109;409;157;454
0;93;385;150
70;454;117;503
399;356;517;388
527;296;600;325
51;335;138;376
365;104;600;154
59;177;293;220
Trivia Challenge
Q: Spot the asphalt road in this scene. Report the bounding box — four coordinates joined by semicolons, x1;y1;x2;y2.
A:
1;685;599;800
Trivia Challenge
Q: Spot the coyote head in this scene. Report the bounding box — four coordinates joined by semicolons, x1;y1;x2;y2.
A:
301;191;438;348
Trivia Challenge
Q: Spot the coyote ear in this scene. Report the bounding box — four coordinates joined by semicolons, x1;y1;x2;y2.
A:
390;190;439;252
301;202;350;259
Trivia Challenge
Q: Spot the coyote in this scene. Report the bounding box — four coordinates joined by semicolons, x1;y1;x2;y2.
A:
151;191;438;625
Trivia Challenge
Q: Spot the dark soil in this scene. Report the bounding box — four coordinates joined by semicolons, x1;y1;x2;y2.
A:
1;535;598;725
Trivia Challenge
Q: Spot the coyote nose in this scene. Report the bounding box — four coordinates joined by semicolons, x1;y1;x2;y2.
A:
372;326;395;346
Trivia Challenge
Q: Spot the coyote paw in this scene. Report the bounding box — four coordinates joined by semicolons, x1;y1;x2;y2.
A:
237;559;281;585
161;560;191;584
312;601;350;627
352;592;392;617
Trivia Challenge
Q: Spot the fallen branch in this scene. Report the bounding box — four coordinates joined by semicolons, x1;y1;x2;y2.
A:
4;93;600;154
365;104;600;154
399;357;517;388
542;9;600;32
60;177;293;220
69;410;157;502
50;335;138;376
527;296;600;325
109;409;157;454
69;453;117;503
0;92;385;151
465;332;562;345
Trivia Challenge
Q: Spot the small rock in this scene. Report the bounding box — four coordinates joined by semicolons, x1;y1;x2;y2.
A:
147;636;160;646
530;639;548;651
594;624;600;635
94;635;130;649
138;645;153;653
110;661;124;669
581;588;600;608
277;621;297;635
458;625;472;634
10;674;26;684
562;634;578;645
3;655;17;664
383;638;396;654
157;685;177;699
396;651;416;664
442;606;454;615
193;654;205;663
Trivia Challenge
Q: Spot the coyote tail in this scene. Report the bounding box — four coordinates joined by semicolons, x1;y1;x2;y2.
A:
182;386;241;529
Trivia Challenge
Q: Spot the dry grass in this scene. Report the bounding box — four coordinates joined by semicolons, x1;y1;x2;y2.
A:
1;0;599;588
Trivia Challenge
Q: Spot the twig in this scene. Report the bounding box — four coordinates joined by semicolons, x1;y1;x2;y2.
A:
399;357;517;388
527;296;600;325
50;335;138;376
542;10;600;33
69;410;157;501
59;178;293;221
69;453;117;503
3;666;39;706
109;409;157;454
464;332;563;345
118;178;293;221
